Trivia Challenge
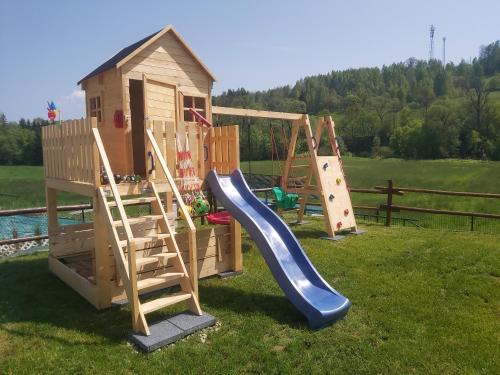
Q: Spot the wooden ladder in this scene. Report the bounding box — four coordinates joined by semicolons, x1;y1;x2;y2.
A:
93;128;201;336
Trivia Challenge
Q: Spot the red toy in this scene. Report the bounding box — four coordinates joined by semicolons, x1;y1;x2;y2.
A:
207;211;232;225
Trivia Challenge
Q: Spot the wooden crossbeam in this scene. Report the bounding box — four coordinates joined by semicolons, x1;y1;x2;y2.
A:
212;106;305;120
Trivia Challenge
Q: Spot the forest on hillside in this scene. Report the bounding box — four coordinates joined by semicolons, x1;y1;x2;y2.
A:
214;40;500;161
0;41;499;165
0;115;46;165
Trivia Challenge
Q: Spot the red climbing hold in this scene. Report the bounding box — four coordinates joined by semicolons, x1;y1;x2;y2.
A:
336;221;342;229
344;209;349;216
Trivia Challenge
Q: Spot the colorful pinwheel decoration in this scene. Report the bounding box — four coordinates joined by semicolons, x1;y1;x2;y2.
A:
47;101;59;123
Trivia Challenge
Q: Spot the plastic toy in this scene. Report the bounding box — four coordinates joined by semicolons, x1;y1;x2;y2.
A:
207;211;232;225
192;195;209;216
47;101;58;123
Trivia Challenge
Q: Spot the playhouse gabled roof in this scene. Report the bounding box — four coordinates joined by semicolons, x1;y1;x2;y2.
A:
77;25;217;85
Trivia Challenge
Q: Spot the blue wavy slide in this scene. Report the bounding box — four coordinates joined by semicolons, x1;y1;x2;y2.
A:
206;169;351;329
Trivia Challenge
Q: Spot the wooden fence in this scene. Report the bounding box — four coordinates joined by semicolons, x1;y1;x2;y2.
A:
243;174;500;232
41;118;99;185
4;170;500;246
349;180;500;230
205;125;240;175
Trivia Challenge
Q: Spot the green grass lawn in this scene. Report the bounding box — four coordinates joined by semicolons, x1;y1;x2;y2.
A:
1;219;499;374
0;166;87;209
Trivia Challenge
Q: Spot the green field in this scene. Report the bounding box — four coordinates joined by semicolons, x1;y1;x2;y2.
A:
1;219;499;374
0;166;86;209
241;157;500;214
2;158;500;213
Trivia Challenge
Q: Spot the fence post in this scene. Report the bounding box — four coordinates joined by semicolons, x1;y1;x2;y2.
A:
385;179;393;227
470;216;474;231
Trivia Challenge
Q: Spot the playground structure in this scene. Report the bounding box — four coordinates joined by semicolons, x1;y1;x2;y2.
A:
41;25;353;341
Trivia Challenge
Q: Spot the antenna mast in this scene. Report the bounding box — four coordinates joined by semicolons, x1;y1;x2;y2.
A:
429;25;435;60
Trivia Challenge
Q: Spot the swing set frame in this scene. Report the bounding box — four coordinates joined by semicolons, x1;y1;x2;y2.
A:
211;107;358;237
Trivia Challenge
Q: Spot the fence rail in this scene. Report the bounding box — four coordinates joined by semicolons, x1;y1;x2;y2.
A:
244;174;500;234
372;180;500;228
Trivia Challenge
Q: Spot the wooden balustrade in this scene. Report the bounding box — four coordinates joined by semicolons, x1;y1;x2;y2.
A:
41;118;99;186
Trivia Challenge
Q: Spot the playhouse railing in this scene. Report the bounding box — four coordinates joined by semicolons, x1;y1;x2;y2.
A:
41;118;99;186
205;125;240;175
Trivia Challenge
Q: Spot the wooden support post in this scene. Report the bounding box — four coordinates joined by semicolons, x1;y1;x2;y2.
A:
385;179;394;227
45;187;58;236
188;230;198;298
93;194;111;308
166;191;174;213
127;240;148;335
230;218;242;272
91;117;100;186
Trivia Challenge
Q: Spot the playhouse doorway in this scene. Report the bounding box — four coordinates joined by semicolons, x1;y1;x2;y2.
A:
129;79;146;176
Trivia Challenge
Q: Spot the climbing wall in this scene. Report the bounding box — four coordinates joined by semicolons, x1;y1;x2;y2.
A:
282;115;358;237
316;156;357;233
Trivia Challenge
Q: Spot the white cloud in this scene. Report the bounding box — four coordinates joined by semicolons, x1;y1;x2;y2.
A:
55;90;86;119
60;90;85;103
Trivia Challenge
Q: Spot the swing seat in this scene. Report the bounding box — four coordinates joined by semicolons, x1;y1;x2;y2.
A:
272;187;299;210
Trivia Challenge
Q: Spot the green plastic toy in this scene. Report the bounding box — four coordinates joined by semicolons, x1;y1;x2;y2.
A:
192;195;210;216
272;187;299;210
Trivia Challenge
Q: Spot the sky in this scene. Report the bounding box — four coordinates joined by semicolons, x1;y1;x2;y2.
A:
0;0;499;121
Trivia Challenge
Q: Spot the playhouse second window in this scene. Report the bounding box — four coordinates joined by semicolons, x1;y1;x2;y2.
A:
182;95;206;122
89;96;102;122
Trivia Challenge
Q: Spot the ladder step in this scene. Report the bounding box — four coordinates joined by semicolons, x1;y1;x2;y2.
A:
136;256;161;267
291;164;310;168
137;272;185;290
108;196;156;207
119;234;171;248
113;215;163;227
141;292;192;314
135;252;178;267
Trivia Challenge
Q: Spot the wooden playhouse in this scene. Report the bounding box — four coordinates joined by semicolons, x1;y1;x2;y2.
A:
42;25;242;335
41;25;357;336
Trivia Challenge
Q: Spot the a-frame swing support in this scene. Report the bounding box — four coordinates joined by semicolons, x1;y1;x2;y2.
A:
281;115;358;237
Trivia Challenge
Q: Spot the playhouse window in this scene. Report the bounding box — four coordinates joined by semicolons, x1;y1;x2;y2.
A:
89;96;102;122
182;95;206;122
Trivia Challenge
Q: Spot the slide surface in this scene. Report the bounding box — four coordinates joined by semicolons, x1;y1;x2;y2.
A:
206;169;350;329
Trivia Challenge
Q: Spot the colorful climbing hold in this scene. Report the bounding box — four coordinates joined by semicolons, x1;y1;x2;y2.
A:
344;209;349;216
336;177;342;185
336;221;342;229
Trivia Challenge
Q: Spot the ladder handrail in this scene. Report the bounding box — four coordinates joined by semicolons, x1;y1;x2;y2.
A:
92;128;134;240
146;129;196;233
